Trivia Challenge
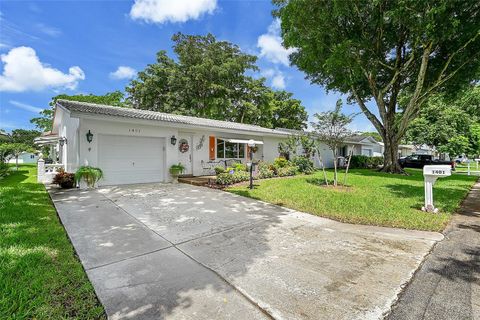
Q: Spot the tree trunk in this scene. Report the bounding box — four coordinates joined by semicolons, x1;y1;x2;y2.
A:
332;149;338;186
380;137;404;173
15;156;19;171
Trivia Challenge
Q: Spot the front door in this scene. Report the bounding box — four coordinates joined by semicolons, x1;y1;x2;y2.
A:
178;134;193;175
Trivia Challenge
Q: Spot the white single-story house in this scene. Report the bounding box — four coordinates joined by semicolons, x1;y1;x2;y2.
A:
35;100;386;186
7;152;39;164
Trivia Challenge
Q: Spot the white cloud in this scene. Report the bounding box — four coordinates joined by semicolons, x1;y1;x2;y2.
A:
0;46;85;92
130;0;217;24
262;68;286;90
36;23;62;37
257;19;295;66
271;73;285;89
109;66;136;80
9;100;43;113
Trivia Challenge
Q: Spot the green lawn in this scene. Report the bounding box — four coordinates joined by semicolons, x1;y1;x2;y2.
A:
0;165;105;319
227;168;478;232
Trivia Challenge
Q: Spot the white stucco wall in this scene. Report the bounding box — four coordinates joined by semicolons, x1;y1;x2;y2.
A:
78;117;178;183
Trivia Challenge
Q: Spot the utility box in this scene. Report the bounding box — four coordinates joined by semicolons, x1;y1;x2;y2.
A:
422;165;451;213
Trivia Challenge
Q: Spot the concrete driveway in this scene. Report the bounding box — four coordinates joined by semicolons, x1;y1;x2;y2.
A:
49;183;443;320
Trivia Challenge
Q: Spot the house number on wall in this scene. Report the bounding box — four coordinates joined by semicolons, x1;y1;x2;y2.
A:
129;128;141;133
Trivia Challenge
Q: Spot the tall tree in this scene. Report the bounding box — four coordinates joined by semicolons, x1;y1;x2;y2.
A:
274;0;480;172
30;91;125;132
10;129;41;148
126;33;307;130
406;85;480;157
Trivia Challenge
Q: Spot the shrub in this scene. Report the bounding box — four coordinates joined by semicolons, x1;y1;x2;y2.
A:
367;156;384;168
75;166;103;188
52;168;75;188
214;166;225;175
233;163;247;172
349;155;384;168
0;162;9;177
257;166;275;179
349;155;369;168
291;156;314;174
216;171;250;185
273;157;289;168
277;165;298;177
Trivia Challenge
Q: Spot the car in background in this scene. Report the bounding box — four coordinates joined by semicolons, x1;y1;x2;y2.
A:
399;154;455;169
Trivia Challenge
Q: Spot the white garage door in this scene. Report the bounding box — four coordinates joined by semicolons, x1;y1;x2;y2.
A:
98;135;165;185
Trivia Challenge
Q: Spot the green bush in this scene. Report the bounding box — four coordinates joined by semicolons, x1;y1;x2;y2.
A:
274;157;289;168
216;171;250;185
257;166;275;179
277;165;298;177
0;162;9;177
291;156;314;174
349;155;384;168
214;166;225;175
233;163;247;172
367;156;384;168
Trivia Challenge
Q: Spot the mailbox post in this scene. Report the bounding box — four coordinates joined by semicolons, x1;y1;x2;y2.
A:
422;165;451;213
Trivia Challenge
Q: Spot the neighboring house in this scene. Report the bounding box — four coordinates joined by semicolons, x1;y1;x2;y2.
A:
311;135;382;168
378;142;437;158
7;152;39;164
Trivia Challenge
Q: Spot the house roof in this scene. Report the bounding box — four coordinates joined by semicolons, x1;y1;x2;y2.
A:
56;100;291;136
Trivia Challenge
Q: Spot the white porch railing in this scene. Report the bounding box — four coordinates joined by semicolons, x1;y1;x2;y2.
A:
37;159;64;183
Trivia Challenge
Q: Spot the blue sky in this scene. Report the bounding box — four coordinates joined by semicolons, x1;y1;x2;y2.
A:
0;0;375;133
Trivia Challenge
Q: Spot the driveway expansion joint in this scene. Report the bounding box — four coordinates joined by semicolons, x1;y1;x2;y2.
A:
98;191;277;320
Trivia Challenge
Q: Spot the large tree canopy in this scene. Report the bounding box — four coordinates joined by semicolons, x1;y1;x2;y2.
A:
30;91;125;132
274;0;480;172
406;85;480;157
126;33;308;129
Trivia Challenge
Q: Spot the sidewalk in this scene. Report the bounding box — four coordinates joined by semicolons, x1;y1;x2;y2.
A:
387;180;480;320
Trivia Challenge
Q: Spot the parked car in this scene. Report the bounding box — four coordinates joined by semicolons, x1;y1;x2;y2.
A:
453;155;468;164
398;154;455;169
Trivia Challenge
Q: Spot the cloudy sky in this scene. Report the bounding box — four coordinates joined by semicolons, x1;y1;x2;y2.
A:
0;0;375;132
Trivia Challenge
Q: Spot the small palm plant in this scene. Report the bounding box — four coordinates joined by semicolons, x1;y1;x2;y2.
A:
75;166;103;188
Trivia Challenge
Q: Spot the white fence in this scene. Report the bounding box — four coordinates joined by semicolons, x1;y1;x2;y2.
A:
37;159;64;183
455;160;480;176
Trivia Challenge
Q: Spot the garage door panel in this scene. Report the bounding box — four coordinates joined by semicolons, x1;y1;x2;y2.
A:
98;135;165;185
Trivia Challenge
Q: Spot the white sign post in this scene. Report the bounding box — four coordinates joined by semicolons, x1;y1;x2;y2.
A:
422;165;451;213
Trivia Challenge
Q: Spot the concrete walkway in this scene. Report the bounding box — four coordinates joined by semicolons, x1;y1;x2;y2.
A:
50;183;443;320
388;181;480;320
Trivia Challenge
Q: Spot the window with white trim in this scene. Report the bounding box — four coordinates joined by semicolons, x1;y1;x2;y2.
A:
216;139;245;159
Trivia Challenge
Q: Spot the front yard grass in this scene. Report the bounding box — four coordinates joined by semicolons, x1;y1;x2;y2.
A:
0;165;105;319
227;168;478;232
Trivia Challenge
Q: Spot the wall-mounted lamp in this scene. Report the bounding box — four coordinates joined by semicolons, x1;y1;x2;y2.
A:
170;135;177;145
86;130;93;143
59;137;67;147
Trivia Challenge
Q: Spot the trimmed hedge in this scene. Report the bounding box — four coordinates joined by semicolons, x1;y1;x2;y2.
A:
349;155;384;169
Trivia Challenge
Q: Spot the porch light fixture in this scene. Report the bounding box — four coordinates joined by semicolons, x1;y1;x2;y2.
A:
59;137;67;146
170;135;177;146
86;130;93;143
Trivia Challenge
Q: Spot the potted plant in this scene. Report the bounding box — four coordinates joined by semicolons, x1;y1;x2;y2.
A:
169;163;185;183
74;166;103;188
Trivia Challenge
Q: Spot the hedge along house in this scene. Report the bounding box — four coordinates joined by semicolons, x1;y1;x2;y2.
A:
39;100;293;186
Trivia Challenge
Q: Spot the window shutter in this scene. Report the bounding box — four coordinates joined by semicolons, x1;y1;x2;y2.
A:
209;136;215;160
246;145;251;160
